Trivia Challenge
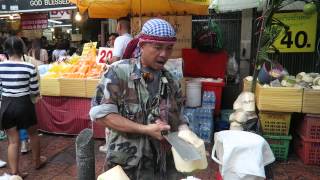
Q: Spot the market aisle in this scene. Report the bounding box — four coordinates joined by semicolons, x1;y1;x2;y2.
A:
0;134;319;180
0;134;105;180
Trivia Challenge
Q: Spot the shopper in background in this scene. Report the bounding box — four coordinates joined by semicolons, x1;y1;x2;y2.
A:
0;36;46;177
28;38;49;64
0;132;7;168
20;37;31;52
40;36;49;50
90;19;185;180
107;33;119;48
52;40;67;62
110;17;132;63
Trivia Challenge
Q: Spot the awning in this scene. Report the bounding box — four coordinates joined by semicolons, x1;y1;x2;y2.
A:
69;0;210;18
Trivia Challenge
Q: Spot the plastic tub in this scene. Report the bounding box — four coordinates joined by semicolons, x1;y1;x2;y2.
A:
186;80;202;107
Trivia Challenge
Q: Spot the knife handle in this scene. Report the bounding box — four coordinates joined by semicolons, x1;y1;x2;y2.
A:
161;130;168;136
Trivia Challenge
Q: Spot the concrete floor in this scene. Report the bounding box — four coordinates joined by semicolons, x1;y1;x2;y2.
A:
0;133;319;180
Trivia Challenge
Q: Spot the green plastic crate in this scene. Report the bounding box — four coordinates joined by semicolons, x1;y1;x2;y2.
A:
264;135;292;160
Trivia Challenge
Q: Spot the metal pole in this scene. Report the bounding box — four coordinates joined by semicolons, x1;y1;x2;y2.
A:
76;128;95;180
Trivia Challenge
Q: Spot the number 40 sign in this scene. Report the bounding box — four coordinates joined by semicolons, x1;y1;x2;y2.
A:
97;47;113;64
273;12;318;53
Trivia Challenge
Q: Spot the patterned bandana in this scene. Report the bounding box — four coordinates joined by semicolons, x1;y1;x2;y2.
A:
139;19;177;45
123;19;177;59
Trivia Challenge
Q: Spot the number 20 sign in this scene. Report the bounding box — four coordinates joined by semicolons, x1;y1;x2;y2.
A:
273;12;317;53
97;47;113;64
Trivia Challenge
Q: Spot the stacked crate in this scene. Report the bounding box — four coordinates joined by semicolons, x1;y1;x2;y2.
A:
294;114;320;165
259;112;292;160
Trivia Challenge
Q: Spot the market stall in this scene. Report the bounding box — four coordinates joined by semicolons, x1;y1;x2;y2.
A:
36;0;213;139
36;46;105;138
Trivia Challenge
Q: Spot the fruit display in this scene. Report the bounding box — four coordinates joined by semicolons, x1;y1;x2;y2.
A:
260;72;320;90
42;52;106;79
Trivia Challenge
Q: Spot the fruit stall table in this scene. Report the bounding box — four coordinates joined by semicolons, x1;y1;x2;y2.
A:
36;52;106;138
35;96;105;138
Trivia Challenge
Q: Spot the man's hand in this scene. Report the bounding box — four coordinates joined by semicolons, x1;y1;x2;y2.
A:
110;56;120;64
144;119;170;140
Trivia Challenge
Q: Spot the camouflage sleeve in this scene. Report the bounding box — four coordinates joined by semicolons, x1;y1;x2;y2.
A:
89;67;122;121
175;80;187;126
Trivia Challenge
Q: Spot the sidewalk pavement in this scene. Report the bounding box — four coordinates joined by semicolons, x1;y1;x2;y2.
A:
0;133;319;180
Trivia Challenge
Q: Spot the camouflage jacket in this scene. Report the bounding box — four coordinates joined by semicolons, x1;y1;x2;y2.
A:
89;58;185;171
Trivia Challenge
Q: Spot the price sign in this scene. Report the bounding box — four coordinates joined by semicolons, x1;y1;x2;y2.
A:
82;42;97;56
97;47;113;64
273;12;317;53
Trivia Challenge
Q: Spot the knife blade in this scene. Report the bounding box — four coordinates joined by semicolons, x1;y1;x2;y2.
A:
163;131;201;161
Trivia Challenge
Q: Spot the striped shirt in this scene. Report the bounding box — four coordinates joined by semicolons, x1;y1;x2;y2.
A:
0;61;39;97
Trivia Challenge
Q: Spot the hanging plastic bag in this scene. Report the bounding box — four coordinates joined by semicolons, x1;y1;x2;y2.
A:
227;52;239;82
195;17;223;52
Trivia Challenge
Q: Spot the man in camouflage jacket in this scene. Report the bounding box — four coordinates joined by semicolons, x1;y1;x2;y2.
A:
90;19;188;180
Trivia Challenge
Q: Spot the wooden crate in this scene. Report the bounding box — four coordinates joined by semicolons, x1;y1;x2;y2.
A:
40;78;60;96
255;83;303;112
302;89;320;114
60;78;86;97
85;79;100;98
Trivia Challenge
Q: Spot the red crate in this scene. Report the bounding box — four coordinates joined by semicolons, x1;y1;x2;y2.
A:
297;114;320;141
294;134;320;165
182;48;227;79
182;48;227;115
202;81;225;115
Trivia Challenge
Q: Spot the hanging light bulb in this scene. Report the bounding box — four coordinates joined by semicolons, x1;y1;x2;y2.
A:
75;11;82;22
9;15;14;20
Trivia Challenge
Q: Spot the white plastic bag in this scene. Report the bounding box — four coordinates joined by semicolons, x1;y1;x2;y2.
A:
211;130;275;180
227;52;239;79
209;0;266;12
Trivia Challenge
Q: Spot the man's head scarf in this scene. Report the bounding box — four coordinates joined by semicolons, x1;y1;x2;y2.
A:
123;18;176;59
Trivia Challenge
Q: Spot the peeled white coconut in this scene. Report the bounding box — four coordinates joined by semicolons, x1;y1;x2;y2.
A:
97;165;130;180
312;86;320;90
302;75;313;83
172;130;208;173
313;77;320;86
229;111;248;123
296;72;306;82
230;122;243;131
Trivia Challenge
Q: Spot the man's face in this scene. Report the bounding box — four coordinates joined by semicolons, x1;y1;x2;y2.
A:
141;42;174;71
108;35;116;48
116;23;121;34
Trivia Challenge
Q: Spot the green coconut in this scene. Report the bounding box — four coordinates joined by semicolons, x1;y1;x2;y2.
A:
304;2;317;15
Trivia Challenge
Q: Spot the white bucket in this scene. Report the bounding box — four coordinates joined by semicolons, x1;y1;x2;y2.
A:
186;80;202;107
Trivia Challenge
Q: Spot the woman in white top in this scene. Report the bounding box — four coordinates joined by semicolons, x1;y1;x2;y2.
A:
28;38;48;64
52;40;67;62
